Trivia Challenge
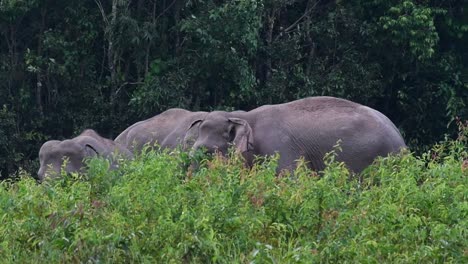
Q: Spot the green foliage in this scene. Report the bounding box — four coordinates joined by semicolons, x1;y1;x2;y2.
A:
354;0;467;148
379;1;441;60
0;105;20;177
1;136;466;262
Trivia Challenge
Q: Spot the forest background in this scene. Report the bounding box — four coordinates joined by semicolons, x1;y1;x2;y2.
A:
0;0;466;179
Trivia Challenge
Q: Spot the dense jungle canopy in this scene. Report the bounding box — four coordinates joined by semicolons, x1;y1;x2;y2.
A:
0;0;467;178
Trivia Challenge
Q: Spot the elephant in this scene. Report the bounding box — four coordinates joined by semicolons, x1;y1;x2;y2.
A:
37;129;133;181
184;96;407;173
115;108;208;153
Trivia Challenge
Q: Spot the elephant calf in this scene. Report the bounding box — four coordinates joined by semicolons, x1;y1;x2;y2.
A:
115;108;208;153
37;129;133;181
184;96;407;173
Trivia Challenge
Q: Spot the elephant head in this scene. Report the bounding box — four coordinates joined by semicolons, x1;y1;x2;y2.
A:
37;130;132;181
184;112;254;157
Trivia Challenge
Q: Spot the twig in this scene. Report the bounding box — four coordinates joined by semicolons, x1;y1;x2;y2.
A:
155;0;177;22
114;81;144;96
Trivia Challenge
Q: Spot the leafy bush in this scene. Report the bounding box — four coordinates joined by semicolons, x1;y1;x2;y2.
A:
0;134;466;262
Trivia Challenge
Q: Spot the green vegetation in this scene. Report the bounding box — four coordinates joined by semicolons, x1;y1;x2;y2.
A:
1;1;465;261
0;0;467;178
1;125;466;263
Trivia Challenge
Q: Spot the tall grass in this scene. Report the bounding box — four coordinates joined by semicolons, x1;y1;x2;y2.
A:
1;127;466;263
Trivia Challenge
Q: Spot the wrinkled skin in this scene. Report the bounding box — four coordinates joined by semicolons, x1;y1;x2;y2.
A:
37;129;133;181
185;96;407;173
115;108;208;153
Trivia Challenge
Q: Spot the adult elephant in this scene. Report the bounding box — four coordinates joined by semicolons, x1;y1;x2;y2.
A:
184;96;406;173
37;129;133;181
115;108;208;153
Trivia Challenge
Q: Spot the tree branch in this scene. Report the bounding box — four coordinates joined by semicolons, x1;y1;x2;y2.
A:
276;0;322;41
94;0;109;25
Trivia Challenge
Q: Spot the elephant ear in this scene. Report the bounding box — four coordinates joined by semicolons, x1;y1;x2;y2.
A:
228;118;254;154
81;136;108;158
84;144;99;157
183;119;203;149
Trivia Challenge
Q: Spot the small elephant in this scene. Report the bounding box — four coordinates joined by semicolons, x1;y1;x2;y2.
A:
37;129;133;181
115;108;208;153
184;96;407;173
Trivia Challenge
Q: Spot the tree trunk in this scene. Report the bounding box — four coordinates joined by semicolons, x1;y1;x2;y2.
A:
264;9;277;103
36;7;47;117
146;1;157;76
174;0;182;57
108;0;118;91
305;0;316;77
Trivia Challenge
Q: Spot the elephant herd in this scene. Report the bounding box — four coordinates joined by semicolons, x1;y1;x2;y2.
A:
38;96;407;181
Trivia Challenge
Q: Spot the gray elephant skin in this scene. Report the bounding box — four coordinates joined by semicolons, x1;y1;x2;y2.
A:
38;129;133;181
184;96;407;173
115;108;208;153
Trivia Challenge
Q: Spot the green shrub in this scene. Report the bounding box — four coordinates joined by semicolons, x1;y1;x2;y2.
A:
0;135;466;263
